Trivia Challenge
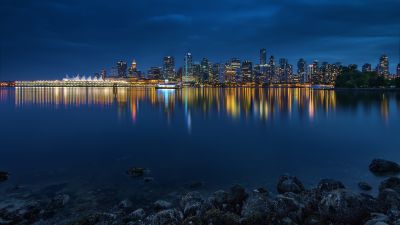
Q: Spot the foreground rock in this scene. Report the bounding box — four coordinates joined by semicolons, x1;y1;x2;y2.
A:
126;167;147;177
0;171;9;182
369;159;400;175
277;174;305;194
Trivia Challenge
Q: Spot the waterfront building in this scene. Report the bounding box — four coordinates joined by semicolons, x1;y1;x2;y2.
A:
397;63;400;77
362;63;372;72
310;60;321;84
278;58;289;83
224;58;241;83
128;59;138;77
183;52;194;83
192;63;201;83
163;56;175;80
211;63;224;83
100;69;107;80
200;58;210;82
117;61;127;78
260;49;267;65
297;58;307;83
377;54;389;76
241;60;253;82
148;67;162;80
268;56;276;83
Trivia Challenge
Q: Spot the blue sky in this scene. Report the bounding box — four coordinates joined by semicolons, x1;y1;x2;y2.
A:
0;0;399;80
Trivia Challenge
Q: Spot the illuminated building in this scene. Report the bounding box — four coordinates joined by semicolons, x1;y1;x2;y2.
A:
297;58;307;83
241;60;253;82
183;52;194;83
397;63;400;77
377;54;389;76
211;63;224;83
128;59;138;77
192;63;201;82
310;60;321;84
148;67;162;80
278;58;289;83
260;48;267;65
100;69;107;80
224;58;241;83
200;58;210;82
268;56;276;83
163;56;175;80
362;63;372;72
117;61;128;78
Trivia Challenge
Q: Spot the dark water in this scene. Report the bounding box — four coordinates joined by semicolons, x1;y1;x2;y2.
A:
1;87;400;204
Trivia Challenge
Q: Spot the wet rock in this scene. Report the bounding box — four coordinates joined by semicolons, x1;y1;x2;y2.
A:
253;187;268;194
128;208;146;221
316;179;345;193
228;184;248;213
212;190;229;208
51;194;70;208
303;214;323;225
359;182;373;191
118;199;132;209
127;167;147;177
203;208;240;225
240;191;271;225
369;159;400;175
146;209;183;225
75;212;117;225
318;189;369;223
144;177;155;183
364;213;389;225
154;200;173;211
0;171;9;182
272;192;305;222
378;188;400;211
277;175;305;194
380;177;400;193
180;192;204;217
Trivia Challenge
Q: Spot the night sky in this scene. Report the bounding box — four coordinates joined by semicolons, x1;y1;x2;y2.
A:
1;0;399;80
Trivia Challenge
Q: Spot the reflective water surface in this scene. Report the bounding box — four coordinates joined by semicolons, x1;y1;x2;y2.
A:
1;87;400;202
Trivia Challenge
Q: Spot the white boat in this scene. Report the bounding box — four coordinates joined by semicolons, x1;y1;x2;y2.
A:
155;80;181;89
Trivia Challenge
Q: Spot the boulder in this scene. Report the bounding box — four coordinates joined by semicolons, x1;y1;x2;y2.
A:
180;192;204;217
316;179;345;193
128;208;146;221
364;213;389;225
127;167;147;177
359;182;373;191
241;191;271;224
380;177;400;193
203;208;240;225
369;159;400;175
318;189;369;223
272;193;305;222
51;194;70;208
146;209;183;225
154;200;173;211
378;188;400;211
277;175;305;194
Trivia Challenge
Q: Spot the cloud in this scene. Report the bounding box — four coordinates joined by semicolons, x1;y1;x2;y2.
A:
147;14;192;24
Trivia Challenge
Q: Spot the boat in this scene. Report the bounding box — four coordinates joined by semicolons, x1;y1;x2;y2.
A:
155;80;181;89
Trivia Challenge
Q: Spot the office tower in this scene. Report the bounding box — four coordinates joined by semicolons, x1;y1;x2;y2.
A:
362;63;372;72
148;67;162;79
224;58;241;82
117;61;127;78
241;60;253;82
183;52;194;83
200;58;210;82
100;69;107;80
297;58;307;83
310;60;320;84
278;58;289;83
128;59;138;77
212;63;224;83
192;63;201;82
348;64;358;71
378;54;389;76
260;49;267;65
268;56;276;83
397;63;400;77
163;56;175;80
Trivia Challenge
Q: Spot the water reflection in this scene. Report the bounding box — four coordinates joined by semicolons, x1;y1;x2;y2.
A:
7;87;399;125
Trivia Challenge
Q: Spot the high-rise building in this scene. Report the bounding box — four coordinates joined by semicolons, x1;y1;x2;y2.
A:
128;59;138;77
268;56;276;83
278;58;289;83
192;63;201;82
260;49;267;65
241;60;253;82
362;63;372;72
117;61;127;78
377;54;389;76
297;58;307;83
163;56;175;80
183;53;194;83
225;58;241;82
148;67;162;79
211;63;224;83
397;63;400;77
200;58;210;82
310;60;320;84
100;69;107;80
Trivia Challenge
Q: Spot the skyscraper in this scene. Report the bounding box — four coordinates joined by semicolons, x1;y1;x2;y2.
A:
163;56;175;80
128;59;138;77
378;54;389;76
362;63;372;72
117;61;127;78
397;63;400;77
278;58;288;83
100;69;107;80
148;67;162;79
241;60;253;82
268;56;276;83
183;53;193;83
200;58;210;82
310;60;320;84
260;49;267;65
297;58;307;83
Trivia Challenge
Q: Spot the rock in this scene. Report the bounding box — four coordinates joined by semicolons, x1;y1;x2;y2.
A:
188;181;204;189
0;171;9;182
118;199;132;209
213;190;229;207
203;208;240;225
378;188;400;211
253;187;268;194
318;189;369;223
228;184;248;213
51;194;70;208
127;167;147;177
359;182;373;191
316;179;345;192
182;215;202;225
272;193;305;222
364;213;389;225
380;177;400;193
277;175;305;194
180;192;203;217
128;208;146;221
240;191;271;224
369;159;400;175
146;209;183;225
154;200;173;210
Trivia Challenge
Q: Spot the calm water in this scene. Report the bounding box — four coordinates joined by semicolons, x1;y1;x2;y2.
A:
1;87;400;202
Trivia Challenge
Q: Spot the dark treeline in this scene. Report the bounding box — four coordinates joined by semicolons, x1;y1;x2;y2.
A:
336;68;400;88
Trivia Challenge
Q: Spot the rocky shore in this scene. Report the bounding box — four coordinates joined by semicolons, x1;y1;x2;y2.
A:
1;159;400;225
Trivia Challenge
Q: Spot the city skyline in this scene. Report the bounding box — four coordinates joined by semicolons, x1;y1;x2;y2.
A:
1;0;400;80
